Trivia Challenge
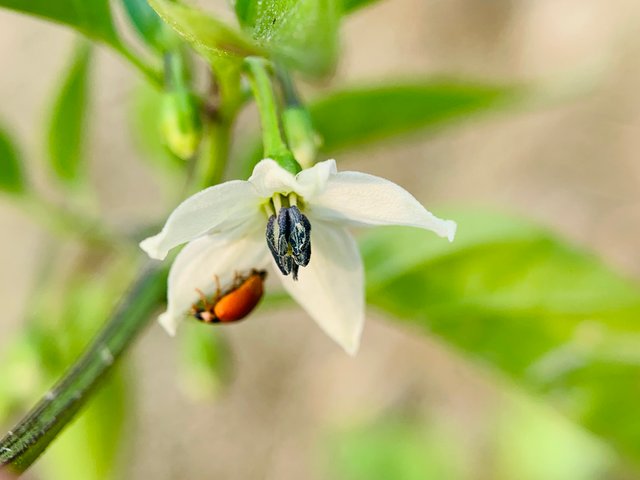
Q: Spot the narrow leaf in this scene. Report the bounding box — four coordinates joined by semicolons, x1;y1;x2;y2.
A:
362;209;640;464
0;0;120;47
46;42;92;184
121;0;165;51
311;80;520;152
0;125;26;194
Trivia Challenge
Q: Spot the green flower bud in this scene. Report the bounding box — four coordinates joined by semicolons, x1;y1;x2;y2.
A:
283;106;320;168
160;90;203;160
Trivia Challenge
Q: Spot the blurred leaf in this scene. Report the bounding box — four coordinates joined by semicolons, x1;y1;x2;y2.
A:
342;0;381;12
0;0;120;47
121;0;165;51
179;322;231;401
0;125;26;194
46;41;92;184
148;0;260;64
361;209;640;464
129;81;184;172
235;0;340;76
312;80;519;153
326;419;466;480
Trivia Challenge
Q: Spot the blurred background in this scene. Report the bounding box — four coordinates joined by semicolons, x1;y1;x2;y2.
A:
2;0;640;478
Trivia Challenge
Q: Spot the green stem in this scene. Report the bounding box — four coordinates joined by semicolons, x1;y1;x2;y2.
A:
0;262;168;474
117;45;163;87
244;57;301;174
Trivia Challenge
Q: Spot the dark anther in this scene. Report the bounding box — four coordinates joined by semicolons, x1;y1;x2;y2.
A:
265;206;312;281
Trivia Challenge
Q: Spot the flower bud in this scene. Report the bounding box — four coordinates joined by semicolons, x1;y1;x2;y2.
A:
282;107;320;168
160;90;202;160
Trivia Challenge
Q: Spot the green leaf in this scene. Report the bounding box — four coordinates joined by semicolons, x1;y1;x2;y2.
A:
0;0;120;47
236;0;341;76
148;0;260;64
361;209;640;464
46;41;92;184
342;0;381;12
312;80;519;152
0;125;26;194
121;0;165;51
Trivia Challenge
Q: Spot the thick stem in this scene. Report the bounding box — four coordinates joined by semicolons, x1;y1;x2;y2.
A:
0;262;168;474
244;58;301;174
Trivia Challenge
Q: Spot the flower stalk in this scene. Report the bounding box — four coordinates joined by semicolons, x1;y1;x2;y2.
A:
243;57;301;174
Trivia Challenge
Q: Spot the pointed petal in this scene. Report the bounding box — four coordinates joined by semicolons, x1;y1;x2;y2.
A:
159;227;269;335
295;159;337;199
310;171;457;241
139;180;261;260
249;159;299;197
249;158;336;199
278;221;364;355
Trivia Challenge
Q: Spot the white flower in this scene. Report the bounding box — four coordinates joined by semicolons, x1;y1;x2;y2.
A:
140;159;456;355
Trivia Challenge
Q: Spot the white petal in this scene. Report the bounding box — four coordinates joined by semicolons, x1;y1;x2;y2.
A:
159;226;269;335
310;171;457;241
249;159;299;197
139;180;261;260
278;221;365;355
248;158;336;199
295;159;337;199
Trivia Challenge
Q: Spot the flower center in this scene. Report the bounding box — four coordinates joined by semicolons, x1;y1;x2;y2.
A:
264;193;311;281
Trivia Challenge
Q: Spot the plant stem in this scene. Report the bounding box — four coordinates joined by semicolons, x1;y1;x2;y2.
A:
244;57;301;174
117;45;163;87
0;262;168;474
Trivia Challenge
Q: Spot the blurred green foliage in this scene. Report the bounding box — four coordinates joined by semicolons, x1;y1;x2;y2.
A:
121;0;166;52
361;210;640;464
46;42;92;185
0;0;120;47
311;81;519;153
0;125;25;195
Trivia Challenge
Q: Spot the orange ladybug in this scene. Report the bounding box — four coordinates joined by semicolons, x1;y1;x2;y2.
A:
190;269;267;324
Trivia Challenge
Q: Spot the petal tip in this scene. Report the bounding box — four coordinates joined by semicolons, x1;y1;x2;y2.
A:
158;312;179;336
139;236;167;260
445;220;457;242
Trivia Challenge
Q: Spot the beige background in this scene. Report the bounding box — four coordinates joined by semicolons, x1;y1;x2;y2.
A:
1;0;640;478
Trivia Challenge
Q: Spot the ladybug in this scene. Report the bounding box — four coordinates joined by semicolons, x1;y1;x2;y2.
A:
190;269;267;324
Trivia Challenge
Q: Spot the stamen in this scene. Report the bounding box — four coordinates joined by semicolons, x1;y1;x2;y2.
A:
264;203;312;281
263;201;275;218
272;194;282;213
288;193;298;207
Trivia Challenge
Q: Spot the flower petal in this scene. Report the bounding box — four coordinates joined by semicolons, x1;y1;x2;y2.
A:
140;180;261;260
278;221;365;355
249;158;336;199
310;171;457;241
295;159;337;199
249;159;299;197
159;226;269;335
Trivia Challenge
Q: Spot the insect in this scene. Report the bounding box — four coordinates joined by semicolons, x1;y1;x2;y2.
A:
190;269;267;324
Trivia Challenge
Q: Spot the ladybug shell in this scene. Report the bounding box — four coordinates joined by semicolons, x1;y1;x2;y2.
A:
213;273;265;322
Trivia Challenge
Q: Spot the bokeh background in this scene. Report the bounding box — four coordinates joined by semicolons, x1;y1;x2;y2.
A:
2;0;640;478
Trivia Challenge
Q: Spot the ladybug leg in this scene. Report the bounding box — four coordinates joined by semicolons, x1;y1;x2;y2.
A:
213;275;221;299
233;271;243;288
195;288;210;308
